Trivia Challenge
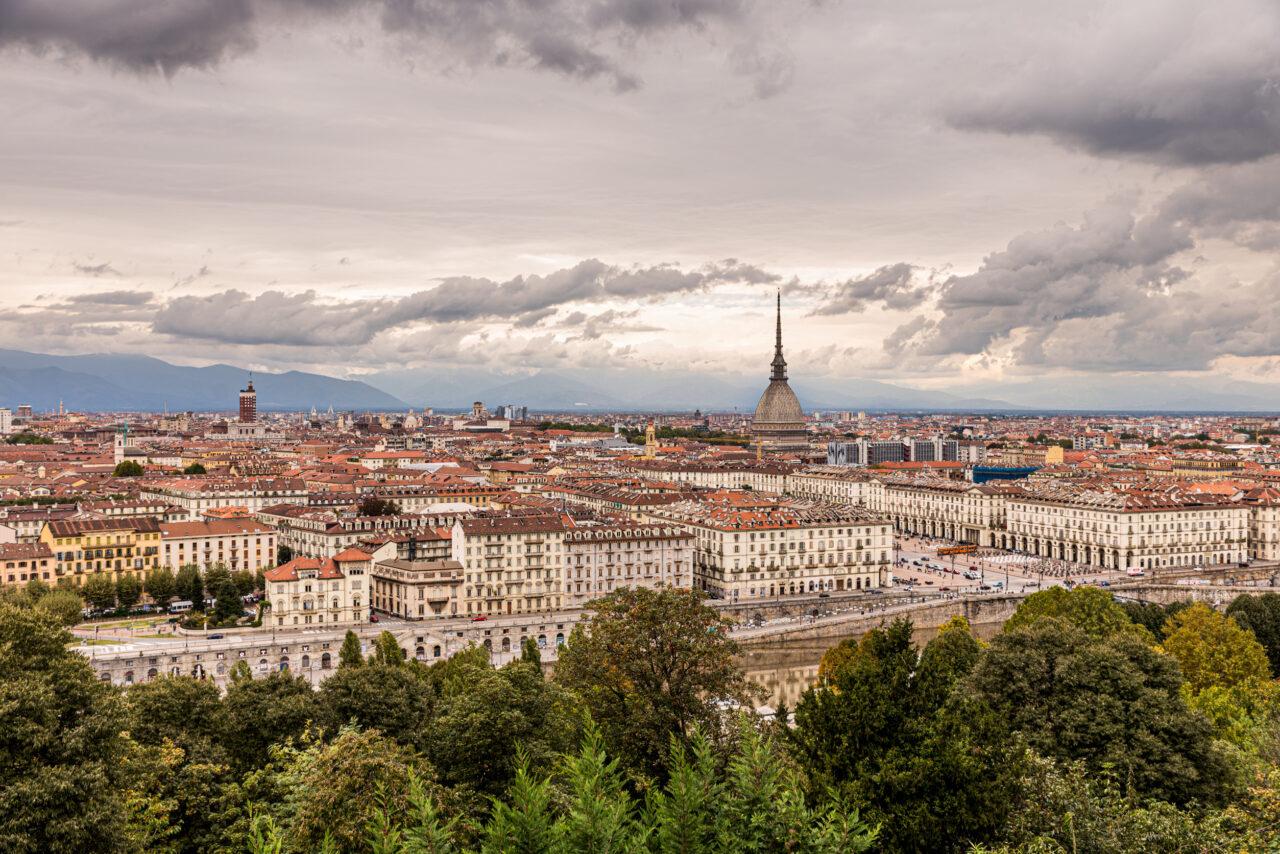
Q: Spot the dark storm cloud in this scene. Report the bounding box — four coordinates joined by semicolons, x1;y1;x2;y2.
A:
0;0;755;90
811;263;925;315
946;0;1280;165
151;257;778;346
0;0;258;75
1156;160;1280;249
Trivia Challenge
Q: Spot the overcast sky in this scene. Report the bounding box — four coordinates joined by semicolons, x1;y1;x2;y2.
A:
2;0;1280;392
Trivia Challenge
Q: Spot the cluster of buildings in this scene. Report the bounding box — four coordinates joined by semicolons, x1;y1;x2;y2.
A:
2;298;1280;637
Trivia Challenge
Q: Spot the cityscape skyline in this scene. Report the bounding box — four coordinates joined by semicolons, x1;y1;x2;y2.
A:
3;0;1280;406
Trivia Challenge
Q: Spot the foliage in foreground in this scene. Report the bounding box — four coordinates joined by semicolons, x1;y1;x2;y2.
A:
3;585;1280;853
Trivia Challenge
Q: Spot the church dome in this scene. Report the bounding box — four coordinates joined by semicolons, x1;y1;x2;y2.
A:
753;379;804;427
750;292;808;453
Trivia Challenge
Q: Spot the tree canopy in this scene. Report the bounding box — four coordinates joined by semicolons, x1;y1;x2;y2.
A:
555;587;760;781
112;460;145;477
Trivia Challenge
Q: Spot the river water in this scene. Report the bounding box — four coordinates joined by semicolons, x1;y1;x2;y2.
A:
739;620;1003;709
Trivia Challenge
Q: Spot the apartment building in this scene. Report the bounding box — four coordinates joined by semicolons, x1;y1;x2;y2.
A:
451;514;567;616
878;474;1012;546
40;517;162;584
370;557;464;620
562;523;693;607
258;504;473;558
0;542;55;586
0;505;79;542
139;478;308;520
159;519;277;573
1243;487;1280;562
653;501;892;601
787;468;881;505
621;461;795;494
264;548;369;627
1005;484;1249;571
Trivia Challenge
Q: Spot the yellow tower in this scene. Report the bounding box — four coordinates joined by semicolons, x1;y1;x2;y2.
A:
643;422;657;459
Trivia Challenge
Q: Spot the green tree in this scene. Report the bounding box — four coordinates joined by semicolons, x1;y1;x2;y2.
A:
554;721;646;852
792;618;1018;852
1160;602;1271;693
318;659;435;748
1227;592;1280;676
34;588;83;626
212;576;244;625
339;630;364;668
5;432;52;444
359;496;402;517
125;675;227;761
145;567;177;608
116;573;143;610
520;636;542;667
175;564;204;606
482;758;560;854
204;563;232;600
1120;599;1189;637
1004;585;1149;640
182;463;207;475
276;544;293;565
113;460;145;477
373;631;406;665
979;752;1248;854
221;671;320;772
284;727;429;853
0;604;130;852
720;718;877;853
81;572;118;611
231;569;256;598
966;618;1232;806
23;578;49;600
555;588;760;780
648;731;720;853
427;659;578;797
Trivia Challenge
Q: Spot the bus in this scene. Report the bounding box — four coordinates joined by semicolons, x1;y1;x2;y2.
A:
168;600;194;614
937;544;978;556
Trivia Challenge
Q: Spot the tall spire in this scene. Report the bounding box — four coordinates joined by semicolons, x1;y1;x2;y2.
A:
770;289;787;381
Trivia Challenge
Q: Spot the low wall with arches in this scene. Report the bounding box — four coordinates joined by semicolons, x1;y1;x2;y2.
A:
81;610;589;689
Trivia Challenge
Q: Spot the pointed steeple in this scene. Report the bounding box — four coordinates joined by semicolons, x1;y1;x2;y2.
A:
770;290;787;381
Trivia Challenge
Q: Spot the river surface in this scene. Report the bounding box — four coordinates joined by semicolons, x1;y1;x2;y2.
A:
739;620;1002;709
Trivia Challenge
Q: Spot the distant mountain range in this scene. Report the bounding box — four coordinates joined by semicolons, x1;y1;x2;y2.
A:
0;350;403;412
3;349;1278;413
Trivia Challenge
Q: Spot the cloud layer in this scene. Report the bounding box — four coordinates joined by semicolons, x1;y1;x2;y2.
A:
947;0;1280;165
0;0;754;91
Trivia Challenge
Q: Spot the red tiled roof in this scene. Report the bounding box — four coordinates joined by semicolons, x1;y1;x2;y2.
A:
263;556;345;582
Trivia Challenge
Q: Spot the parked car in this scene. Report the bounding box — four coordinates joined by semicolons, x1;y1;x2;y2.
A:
817;592;830;598
471;614;488;622
369;614;379;623
207;633;225;640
